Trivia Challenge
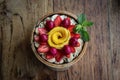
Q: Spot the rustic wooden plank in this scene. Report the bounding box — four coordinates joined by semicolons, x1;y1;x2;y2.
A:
84;0;113;80
0;1;6;80
54;0;114;80
0;18;2;80
53;0;85;15
109;0;120;80
0;28;1;80
1;0;56;80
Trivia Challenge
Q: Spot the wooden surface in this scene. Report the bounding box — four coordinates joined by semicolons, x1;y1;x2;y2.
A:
0;0;120;80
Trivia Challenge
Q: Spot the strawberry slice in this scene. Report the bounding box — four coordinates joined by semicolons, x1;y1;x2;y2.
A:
66;17;70;21
54;15;62;26
40;42;48;45
75;42;80;47
70;32;80;39
70;46;75;53
67;25;75;32
46;53;54;59
71;32;75;37
66;54;70;58
37;44;49;53
55;51;64;62
38;28;47;35
34;35;39;42
74;34;80;39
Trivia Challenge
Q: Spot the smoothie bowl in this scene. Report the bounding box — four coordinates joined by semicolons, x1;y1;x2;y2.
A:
31;11;93;71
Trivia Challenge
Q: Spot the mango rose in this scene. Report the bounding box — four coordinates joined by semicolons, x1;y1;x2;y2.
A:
48;27;71;49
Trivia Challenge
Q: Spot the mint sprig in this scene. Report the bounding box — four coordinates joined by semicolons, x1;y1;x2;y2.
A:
77;13;86;24
82;21;93;27
74;14;93;42
80;30;90;41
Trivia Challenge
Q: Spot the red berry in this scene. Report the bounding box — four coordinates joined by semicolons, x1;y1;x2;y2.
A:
66;17;70;21
55;51;64;62
71;32;75;37
46;53;54;59
67;25;75;32
49;47;57;56
69;37;78;47
34;35;39;42
40;42;47;45
39;34;48;42
70;46;75;53
66;54;70;58
61;18;70;28
74;34;80;39
45;20;55;30
38;28;47;35
76;42;80;47
54;16;62;26
37;44;49;53
63;45;71;55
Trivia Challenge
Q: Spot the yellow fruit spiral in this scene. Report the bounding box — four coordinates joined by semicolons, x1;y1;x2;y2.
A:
48;27;70;49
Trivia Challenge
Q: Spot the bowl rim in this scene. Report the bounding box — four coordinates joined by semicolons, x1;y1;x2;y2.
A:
31;11;88;70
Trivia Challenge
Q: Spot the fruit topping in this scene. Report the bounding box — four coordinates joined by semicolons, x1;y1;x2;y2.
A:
55;50;64;62
34;35;39;42
70;46;75;53
61;17;70;28
76;42;80;47
66;54;70;58
74;34;80;39
54;15;62;26
63;45;71;55
69;37;78;47
48;27;70;49
70;32;75;37
70;32;80;39
37;44;49;53
40;42;47;45
39;34;48;42
49;47;58;56
45;20;55;30
46;53;54;59
67;25;75;32
38;28;47;35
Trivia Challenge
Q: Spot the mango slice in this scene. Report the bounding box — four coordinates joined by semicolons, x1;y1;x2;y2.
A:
48;27;70;49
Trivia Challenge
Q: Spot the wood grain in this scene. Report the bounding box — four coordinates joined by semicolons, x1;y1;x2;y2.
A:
1;0;56;80
0;0;120;80
54;0;120;80
109;0;120;80
84;0;112;80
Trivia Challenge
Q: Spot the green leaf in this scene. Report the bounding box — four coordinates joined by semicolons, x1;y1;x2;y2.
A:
82;21;93;27
82;27;87;31
77;13;86;24
73;24;82;33
80;30;90;41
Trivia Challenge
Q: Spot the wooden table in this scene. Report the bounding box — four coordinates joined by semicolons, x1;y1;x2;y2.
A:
0;0;120;80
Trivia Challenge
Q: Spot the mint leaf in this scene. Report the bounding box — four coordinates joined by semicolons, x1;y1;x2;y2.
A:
74;24;82;33
82;21;93;27
80;30;90;41
77;13;86;24
74;14;93;42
